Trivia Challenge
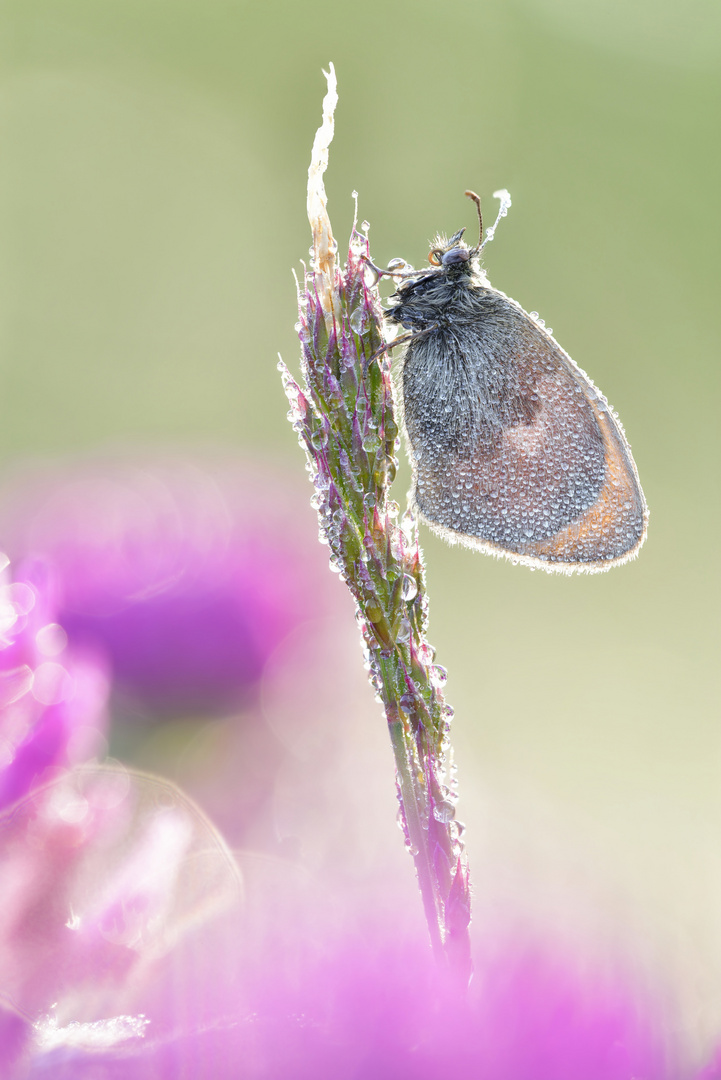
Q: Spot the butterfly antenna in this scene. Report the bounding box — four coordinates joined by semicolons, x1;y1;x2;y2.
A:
465;190;483;253
481;189;513;250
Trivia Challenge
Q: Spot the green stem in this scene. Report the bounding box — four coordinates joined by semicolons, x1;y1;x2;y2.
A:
387;708;445;964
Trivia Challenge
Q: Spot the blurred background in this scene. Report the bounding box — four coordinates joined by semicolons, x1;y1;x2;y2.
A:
0;0;720;1059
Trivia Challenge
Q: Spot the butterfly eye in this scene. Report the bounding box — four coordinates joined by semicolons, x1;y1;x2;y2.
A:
428;251;442;266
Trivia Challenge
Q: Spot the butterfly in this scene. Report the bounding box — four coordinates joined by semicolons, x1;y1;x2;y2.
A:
372;190;648;573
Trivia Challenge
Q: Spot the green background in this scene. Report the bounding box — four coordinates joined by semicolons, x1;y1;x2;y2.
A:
2;0;720;1050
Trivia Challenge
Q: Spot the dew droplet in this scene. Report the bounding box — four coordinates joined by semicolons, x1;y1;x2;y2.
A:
401;575;418;601
384;418;399;441
311;428;328;450
429;664;448;688
363;433;382;453
433;800;456;823
350;305;366;334
416;643;436;666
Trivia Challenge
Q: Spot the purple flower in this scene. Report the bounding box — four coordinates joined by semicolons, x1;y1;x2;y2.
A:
0;555;109;811
0;834;707;1080
0;765;240;1077
0;543;714;1080
0;455;360;849
0;456;345;721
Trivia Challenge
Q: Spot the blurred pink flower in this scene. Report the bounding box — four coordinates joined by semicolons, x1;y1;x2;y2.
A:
0;766;241;1078
0;555;109;811
0;466;716;1079
0;456;345;722
0;823;709;1080
0;455;366;850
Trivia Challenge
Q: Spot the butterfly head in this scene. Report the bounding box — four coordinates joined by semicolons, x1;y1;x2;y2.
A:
427;228;475;276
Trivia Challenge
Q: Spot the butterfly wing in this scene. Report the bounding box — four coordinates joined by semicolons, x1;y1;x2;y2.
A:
400;286;647;572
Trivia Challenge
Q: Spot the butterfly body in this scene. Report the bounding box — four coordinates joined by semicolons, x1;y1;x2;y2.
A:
385;221;648;573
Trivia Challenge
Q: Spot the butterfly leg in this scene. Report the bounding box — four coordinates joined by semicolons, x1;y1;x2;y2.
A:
361;255;420;282
362;325;438;372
